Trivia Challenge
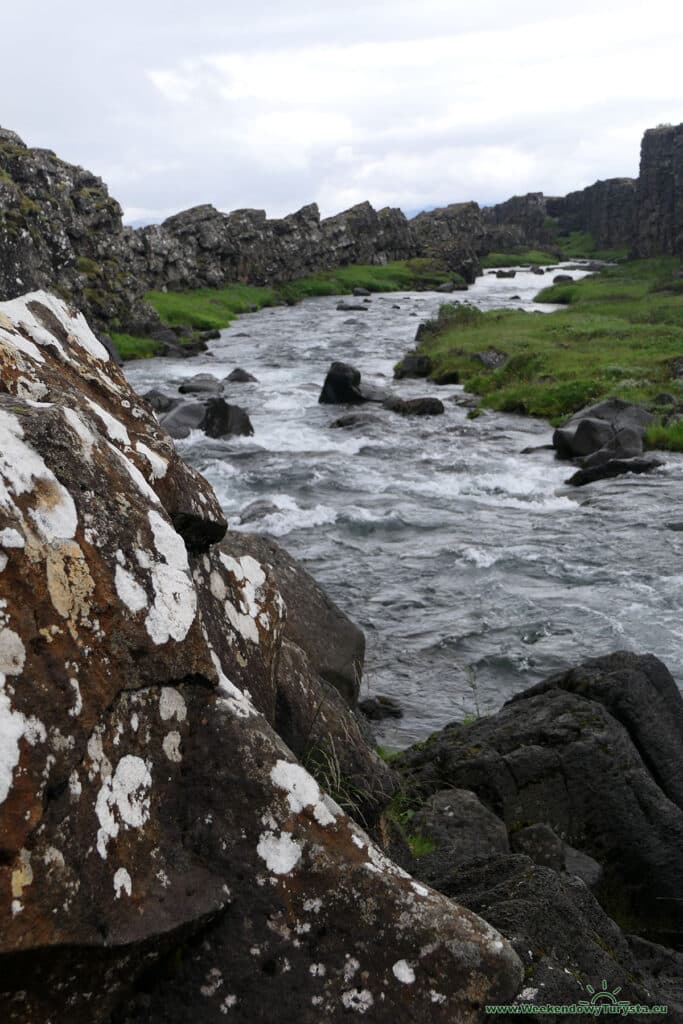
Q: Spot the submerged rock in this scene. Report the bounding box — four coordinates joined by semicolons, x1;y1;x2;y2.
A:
383;396;445;416
394;353;433;379
0;291;523;1022
226;367;258;383
566;456;663;486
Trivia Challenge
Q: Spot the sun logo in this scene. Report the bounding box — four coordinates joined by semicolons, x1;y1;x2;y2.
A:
578;979;630;1013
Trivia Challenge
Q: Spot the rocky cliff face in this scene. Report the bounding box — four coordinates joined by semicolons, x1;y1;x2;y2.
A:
0;128;152;334
128;200;417;292
635;124;683;257
547;178;637;250
0;290;523;1021
481;192;556;251
410;202;487;282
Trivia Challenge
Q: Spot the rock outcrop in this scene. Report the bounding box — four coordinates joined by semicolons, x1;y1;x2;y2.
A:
0;290;523;1022
0;128;153;335
410;202;486;282
547;178;637;251
634;123;683;258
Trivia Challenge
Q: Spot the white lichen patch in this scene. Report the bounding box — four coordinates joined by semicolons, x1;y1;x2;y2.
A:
159;687;187;723
392;960;416;984
115;564;148;614
140;511;196;645
11;848;33;900
85;398;130;446
341;989;374;1014
270;759;337;827
210;649;255;719
0;528;25;548
67;677;82;718
200;968;223;998
217;552;271;645
113;867;132;899
0;291;109;362
62;408;95;460
108;442;161;506
162;731;182;763
135;441;168;479
256;830;303;875
0;409;78;541
0;626;46;804
95;755;152;860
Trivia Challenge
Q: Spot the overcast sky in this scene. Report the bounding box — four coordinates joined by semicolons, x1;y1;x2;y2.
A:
3;1;683;224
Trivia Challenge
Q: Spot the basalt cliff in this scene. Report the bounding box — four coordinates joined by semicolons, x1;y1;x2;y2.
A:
2;121;683;349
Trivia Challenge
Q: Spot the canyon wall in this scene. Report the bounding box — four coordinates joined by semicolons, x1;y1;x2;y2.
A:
634;123;683;257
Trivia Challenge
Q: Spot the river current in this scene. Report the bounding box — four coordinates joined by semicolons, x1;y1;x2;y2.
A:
125;266;683;746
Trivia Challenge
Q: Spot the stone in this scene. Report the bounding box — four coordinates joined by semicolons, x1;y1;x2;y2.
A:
398;652;683;943
473;348;507;370
318;361;365;405
566;456;664;486
409;790;510;889
553;399;654;460
238;499;280;523
553;273;574;283
394;353;433;379
382;396;445;416
200;398;254;438
158;400;207;438
352;286;371;296
336;302;369;312
142;389;181;414
359;695;404;720
432;370;460;385
330;413;378;429
0;290;524;1023
178;373;224;395
495;269;516;278
226;368;258;383
509;823;564;870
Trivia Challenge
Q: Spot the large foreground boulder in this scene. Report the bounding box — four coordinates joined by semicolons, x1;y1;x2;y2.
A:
553;399;654;461
318;361;365;404
0;292;522;1022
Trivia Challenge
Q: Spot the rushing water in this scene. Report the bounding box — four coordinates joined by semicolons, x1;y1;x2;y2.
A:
125;264;683;746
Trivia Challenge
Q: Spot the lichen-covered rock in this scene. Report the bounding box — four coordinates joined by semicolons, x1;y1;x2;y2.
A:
0;292;523;1022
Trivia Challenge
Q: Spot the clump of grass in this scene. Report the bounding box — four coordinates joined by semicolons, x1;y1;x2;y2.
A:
645;420;683;452
482;249;558;268
111;332;162;359
417;257;683;422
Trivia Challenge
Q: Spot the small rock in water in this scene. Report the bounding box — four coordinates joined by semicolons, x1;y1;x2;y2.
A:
359;695;404;720
239;499;280;523
383;396;445;416
179;373;224;395
226;367;258;383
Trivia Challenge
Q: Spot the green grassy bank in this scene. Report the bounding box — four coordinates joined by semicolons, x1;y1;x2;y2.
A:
114;258;457;359
411;257;683;448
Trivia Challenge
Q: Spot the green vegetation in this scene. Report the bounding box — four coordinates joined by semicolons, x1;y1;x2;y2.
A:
111;332;163;360
415;257;683;425
644;419;683;452
553;229;629;262
481;249;558;268
117;258;456;359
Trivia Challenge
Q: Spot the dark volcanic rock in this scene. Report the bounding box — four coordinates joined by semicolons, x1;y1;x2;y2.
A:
143;389;181;414
553;399;654;460
382;396;445;416
201;397;254;438
394;353;433;379
178;373;224;395
226;367;258;383
635;123;683;258
398;652;683;942
158;401;207;438
359;695;404;720
319;361;365;404
473;347;507;370
566;456;663;486
330;412;378;429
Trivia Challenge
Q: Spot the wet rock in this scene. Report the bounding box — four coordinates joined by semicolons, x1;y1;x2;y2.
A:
143;389;182;414
359;695;404;720
226;367;258;383
398;651;683;943
352;286;371;296
318;361;365;404
553;273;574;283
0;290;524;1023
178;372;224;395
330;412;378;429
531;266;545;274
336;302;368;312
382;396;445;416
510;823;564;870
394;353;433;379
566;455;663;486
436;280;467;292
553;399;654;460
495;269;516;278
431;369;460;385
159;400;207;438
238;499;280;523
410;790;510;889
201;397;254;438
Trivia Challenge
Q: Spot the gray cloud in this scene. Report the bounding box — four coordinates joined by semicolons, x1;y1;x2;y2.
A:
3;1;682;223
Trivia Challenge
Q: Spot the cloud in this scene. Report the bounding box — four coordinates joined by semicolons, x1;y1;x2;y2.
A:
2;0;683;222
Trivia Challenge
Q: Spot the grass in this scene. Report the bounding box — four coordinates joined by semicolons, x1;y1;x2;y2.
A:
553;230;629;262
413;257;683;425
111;332;164;360
481;249;558;268
117;258;456;359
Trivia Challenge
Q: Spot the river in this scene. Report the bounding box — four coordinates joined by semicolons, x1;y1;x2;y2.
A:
125;264;683;747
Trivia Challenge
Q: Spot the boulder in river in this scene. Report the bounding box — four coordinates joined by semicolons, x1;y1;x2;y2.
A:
566;455;664;486
553;399;655;461
143;388;182;414
201;396;254;438
394;353;433;379
553;273;574;283
495;269;516;278
0;290;524;1022
336;302;369;312
319;361;366;404
383;396;445;416
225;367;258;383
158;400;207;438
178;372;224;395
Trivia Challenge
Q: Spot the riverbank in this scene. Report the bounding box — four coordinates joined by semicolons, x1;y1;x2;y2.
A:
112;258;458;359
409;256;683;443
